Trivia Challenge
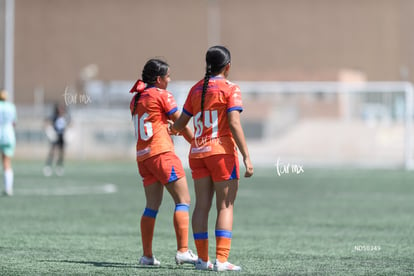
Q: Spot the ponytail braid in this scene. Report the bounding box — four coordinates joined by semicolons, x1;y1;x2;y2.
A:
201;46;231;118
131;92;142;118
200;64;211;119
129;59;169;118
130;79;146;118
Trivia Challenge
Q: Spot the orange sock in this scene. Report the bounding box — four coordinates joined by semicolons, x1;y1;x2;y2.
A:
140;208;158;257
216;230;232;262
194;232;209;262
173;204;189;252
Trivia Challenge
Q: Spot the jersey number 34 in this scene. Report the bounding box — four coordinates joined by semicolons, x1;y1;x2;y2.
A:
194;110;218;138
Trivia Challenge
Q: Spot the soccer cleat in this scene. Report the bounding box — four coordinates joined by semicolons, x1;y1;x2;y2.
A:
139;255;160;266
213;259;241;272
43;166;52;177
55;166;65;176
194;258;213;270
175;249;198;265
2;190;13;196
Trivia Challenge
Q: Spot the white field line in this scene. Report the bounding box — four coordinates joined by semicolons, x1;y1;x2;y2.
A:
16;184;118;196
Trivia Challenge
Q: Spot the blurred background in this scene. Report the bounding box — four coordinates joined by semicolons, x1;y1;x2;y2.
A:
1;0;414;169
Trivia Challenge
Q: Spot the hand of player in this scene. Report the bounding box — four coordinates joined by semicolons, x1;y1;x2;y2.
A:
243;156;254;178
167;120;181;136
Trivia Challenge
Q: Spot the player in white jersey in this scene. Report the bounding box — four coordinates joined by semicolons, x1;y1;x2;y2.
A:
0;90;16;196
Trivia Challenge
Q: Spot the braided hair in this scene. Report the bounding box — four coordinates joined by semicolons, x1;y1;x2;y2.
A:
200;64;212;119
130;59;169;117
200;46;231;118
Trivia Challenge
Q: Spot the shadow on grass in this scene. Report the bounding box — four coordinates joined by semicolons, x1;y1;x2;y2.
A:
39;259;195;271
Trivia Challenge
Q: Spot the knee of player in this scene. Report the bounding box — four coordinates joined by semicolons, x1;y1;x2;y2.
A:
179;197;191;206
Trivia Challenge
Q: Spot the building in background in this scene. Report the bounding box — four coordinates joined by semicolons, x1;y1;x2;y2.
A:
1;0;413;167
0;0;411;104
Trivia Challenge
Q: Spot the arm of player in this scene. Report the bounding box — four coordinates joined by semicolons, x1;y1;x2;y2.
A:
169;111;194;144
228;110;254;178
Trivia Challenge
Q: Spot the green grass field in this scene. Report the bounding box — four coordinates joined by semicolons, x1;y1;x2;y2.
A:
1;161;413;275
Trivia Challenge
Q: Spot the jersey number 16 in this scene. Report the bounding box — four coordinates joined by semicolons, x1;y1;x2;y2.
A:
133;113;153;141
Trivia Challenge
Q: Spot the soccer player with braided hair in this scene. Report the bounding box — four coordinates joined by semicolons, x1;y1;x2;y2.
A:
130;58;197;266
172;46;254;271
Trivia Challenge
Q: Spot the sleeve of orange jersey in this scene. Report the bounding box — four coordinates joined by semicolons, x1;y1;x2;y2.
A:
226;84;243;113
161;90;179;116
182;89;194;117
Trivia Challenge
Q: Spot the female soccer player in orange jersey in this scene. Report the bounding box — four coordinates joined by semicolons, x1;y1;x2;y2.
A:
172;46;254;271
130;59;197;266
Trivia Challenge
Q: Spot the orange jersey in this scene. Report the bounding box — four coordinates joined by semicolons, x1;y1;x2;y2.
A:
130;86;178;161
183;76;243;158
